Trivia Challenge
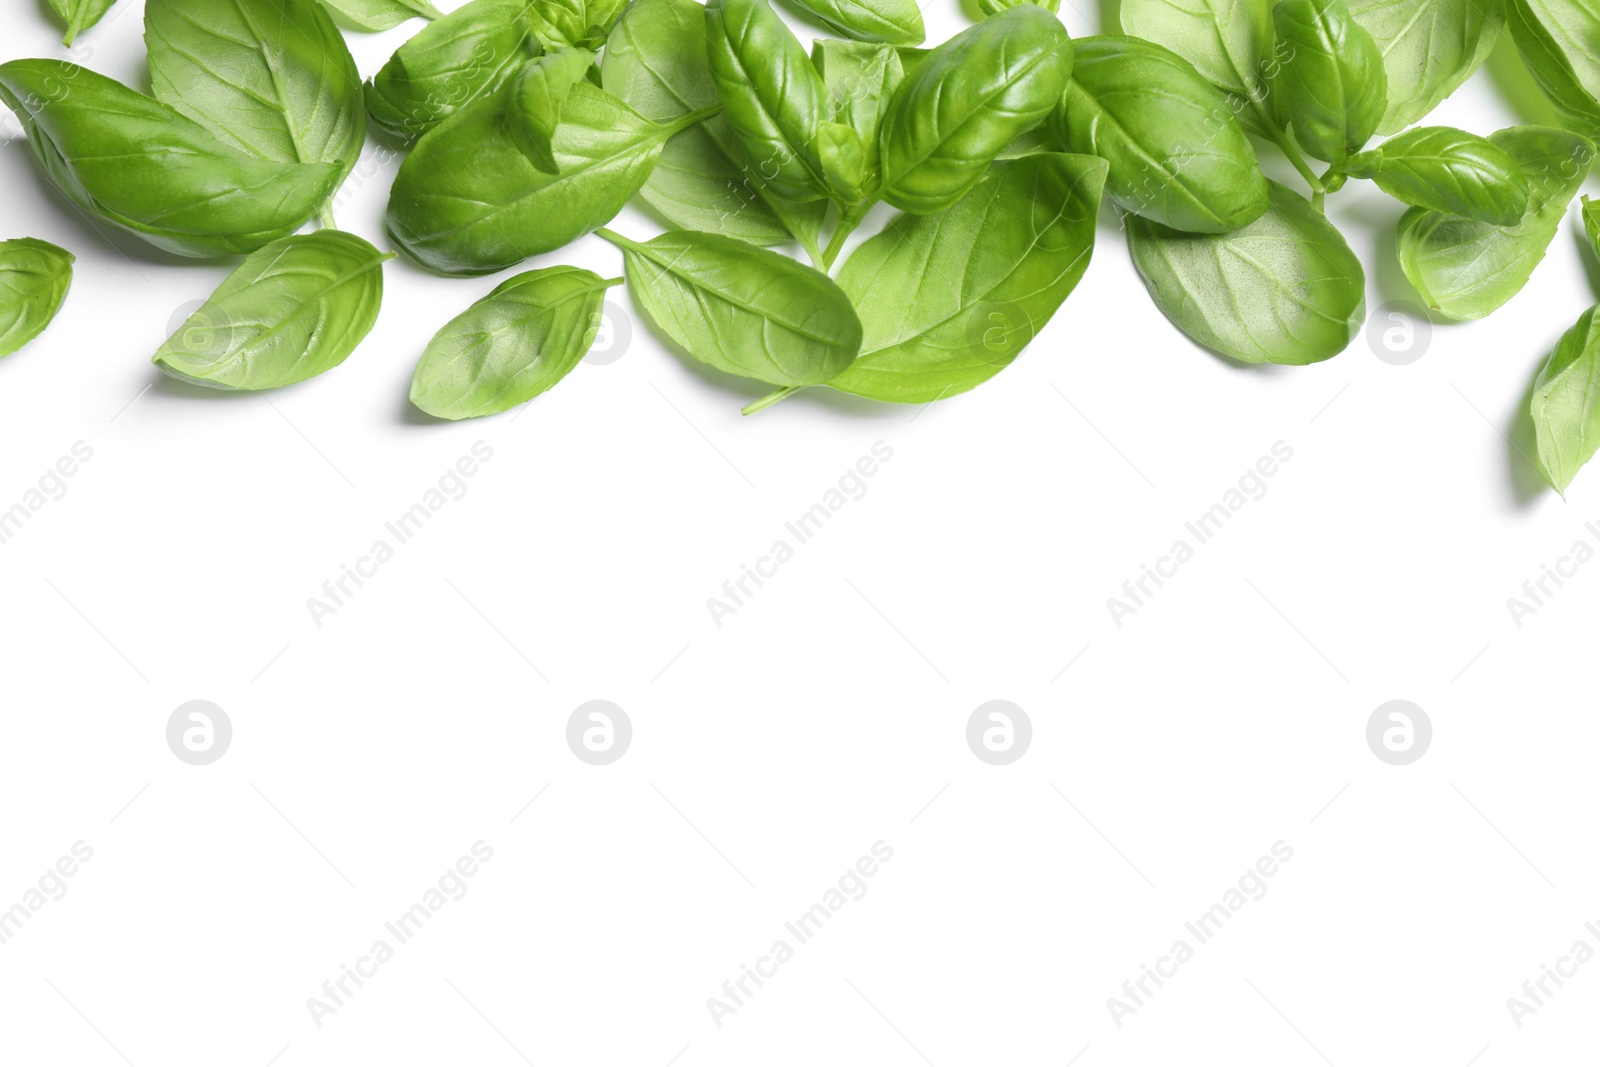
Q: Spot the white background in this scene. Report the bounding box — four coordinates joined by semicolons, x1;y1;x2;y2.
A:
2;1;1599;1065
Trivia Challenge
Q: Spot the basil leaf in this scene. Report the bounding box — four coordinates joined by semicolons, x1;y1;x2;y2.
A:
1345;0;1500;134
1344;126;1531;224
779;0;925;45
528;0;595;47
1506;0;1600;140
510;48;599;173
1119;0;1273;117
879;6;1074;215
154;231;391;390
1532;305;1600;492
1397;126;1594;320
601;228;863;386
410;266;620;419
0;60;342;259
818;122;867;202
705;0;832;203
829;153;1106;403
980;0;1060;14
602;0;826;248
319;0;442;31
1128;181;1367;365
145;0;364;187
1050;35;1267;233
0;238;73;359
1584;195;1600;257
365;0;544;144
584;0;633;34
47;0;116;46
813;40;904;197
389;83;705;275
1270;0;1387;163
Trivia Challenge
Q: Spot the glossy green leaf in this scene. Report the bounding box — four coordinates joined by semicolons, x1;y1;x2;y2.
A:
1532;305;1600;492
1050;35;1267;233
146;0;364;188
389;83;705;275
1345;0;1500;134
510;49;598;173
1128;180;1367;365
0;60;341;259
779;0;924;45
47;0;116;46
829;153;1106;403
0;239;73;359
1506;0;1600;140
1269;0;1387;162
584;0;633;34
879;6;1074;214
818;122;867;202
527;0;598;46
980;0;1060;14
319;0;442;31
602;228;863;386
1398;126;1594;320
813;40;904;197
410;266;620;419
1120;0;1273;117
1584;195;1600;257
1344;126;1530;224
153;231;391;390
365;0;545;144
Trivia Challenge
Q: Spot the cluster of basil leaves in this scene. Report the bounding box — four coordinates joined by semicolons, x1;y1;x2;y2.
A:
3;0;1600;495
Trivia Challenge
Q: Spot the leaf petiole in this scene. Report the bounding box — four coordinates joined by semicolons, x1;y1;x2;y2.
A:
742;385;802;415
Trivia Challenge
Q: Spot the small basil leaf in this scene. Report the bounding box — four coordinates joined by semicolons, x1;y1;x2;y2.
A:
0;239;74;359
319;0;442;31
410;266;621;419
812;41;904;197
365;0;544;144
1119;0;1272;119
705;0;832;203
0;60;342;259
1050;35;1267;234
1584;196;1600;258
1269;0;1387;163
154;232;391;390
830;153;1106;403
818;122;867;202
602;228;863;386
528;0;592;47
47;0;116;46
1344;126;1531;224
1505;0;1600;141
1397;126;1593;320
1345;0;1499;134
778;0;925;45
980;0;1060;15
1128;181;1367;365
1533;305;1600;493
879;6;1074;215
510;48;599;173
583;0;633;34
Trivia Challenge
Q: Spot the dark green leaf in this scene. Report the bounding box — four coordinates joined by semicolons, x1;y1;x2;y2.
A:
1344;126;1530;224
1345;0;1500;133
0;238;73;359
510;48;598;172
1533;305;1600;492
1269;0;1387;162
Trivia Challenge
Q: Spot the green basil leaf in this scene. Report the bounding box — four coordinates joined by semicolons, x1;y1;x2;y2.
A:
584;0;633;34
1128;180;1367;365
389;83;702;275
319;0;442;31
1584;195;1600;257
980;0;1060;15
779;0;924;45
510;48;598;173
1397;126;1594;320
365;0;545;144
818;122;867;202
603;0;826;247
602;228;863;386
879;6;1074;215
1344;126;1530;224
812;40;904;196
47;0;116;46
1505;0;1600;140
1532;305;1600;492
1119;0;1273;116
146;0;364;186
829;153;1106;403
410;266;620;419
154;231;391;390
0;60;342;259
528;0;594;47
706;0;832;203
1269;0;1387;163
1345;0;1500;134
1050;35;1267;233
0;238;73;359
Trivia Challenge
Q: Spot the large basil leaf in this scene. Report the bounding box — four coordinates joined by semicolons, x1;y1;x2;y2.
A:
602;229;863;386
0;239;74;359
879;6;1074;214
1506;0;1600;140
1532;305;1600;492
1128;181;1366;365
1119;0;1273;118
601;0;825;248
829;153;1106;403
779;0;924;45
813;40;904;198
47;0;117;45
389;83;705;275
1345;0;1500;134
365;0;545;144
1397;126;1593;320
319;0;442;31
153;231;390;390
0;61;341;259
1344;126;1530;224
1050;35;1267;234
705;0;832;203
146;0;364;188
411;266;618;419
510;48;598;173
1270;0;1387;163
